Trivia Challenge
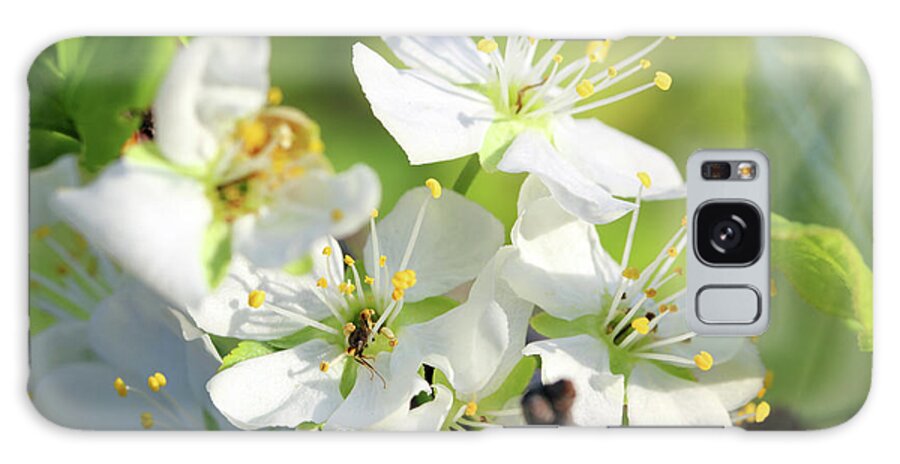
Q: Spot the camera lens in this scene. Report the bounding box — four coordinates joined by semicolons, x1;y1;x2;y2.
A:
695;202;762;266
711;218;743;251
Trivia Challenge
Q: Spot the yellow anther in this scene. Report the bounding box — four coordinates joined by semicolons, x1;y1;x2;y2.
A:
425;178;442;199
114;377;128;398
693;351;714;371
316;277;328;288
681;215;687;227
654;71;673;91
672;267;684;276
379;327;395;339
322;246;332;256
465;401;479;417
364;276;375;285
640;58;652;69
742;402;757;417
360;308;375;319
631;317;651;335
764;370;774;389
392;270;417;290
309;138;325;154
248;290;266;308
527;37;536;45
343;322;356;335
477;38;498;54
552;54;563;64
237;119;269;153
667;247;678;258
339;282;356;295
389;338;399;348
140;412;154;429
379;256;387;268
35;226;51;239
637;171;652;188
756;387;767;399
755;401;771;423
344;255;355;266
222;185;242;202
153;372;167;388
622;267;641;280
644;288;658;298
575;79;595;98
607;66;618;78
371;209;379;218
267;87;284;106
319;361;330;373
667;303;679;313
147;375;161;393
392;289;405;301
585;39;610;62
330;209;344;222
771;279;778;297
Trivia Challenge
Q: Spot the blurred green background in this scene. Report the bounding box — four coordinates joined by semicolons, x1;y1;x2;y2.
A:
29;36;872;429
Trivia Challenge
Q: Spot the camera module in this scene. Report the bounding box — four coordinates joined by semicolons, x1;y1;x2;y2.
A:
694;201;762;266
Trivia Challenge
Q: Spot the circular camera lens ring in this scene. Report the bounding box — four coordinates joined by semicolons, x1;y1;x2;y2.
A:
693;200;763;267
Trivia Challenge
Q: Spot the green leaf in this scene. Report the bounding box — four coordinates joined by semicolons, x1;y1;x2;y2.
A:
530;311;605;340
477;356;537;412
391;296;458;329
202;220;233;289
28;37;179;170
219;340;275;371
478;115;552;172
340;361;358;398
267;323;340;350
771;214;873;351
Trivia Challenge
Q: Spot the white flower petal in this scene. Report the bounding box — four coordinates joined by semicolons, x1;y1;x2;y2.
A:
28;321;94;390
154;37;269;167
368;384;454;431
695;342;765;411
183;254;333;340
88;281;196;400
207;339;344;429
364;187;503;303
29;154;80;230
626;362;731;426
31;362;159;430
382;36;491;84
325;353;431;430
53;160;212;307
391;248;529;396
233;164;380;267
515;174;551;216
506;196;620;320
498;131;636;224
552;117;685;200
523;335;625;426
352;43;495;165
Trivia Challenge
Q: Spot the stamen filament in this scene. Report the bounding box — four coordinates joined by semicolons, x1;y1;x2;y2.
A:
636;329;697;352
43;237;110;298
633;352;696;367
566;81;657;116
29;271;95;313
29;295;77;321
263;302;338;335
611;294;650;339
398;195;430;271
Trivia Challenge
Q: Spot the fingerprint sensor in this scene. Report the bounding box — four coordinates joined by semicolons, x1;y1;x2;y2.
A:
696;286;761;324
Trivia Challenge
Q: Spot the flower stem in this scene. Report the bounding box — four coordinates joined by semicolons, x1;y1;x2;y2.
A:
452;155;481;195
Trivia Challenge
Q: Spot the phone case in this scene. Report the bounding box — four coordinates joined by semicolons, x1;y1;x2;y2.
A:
27;36;872;431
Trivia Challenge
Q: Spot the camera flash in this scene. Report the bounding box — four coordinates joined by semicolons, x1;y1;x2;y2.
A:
737;162;756;180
